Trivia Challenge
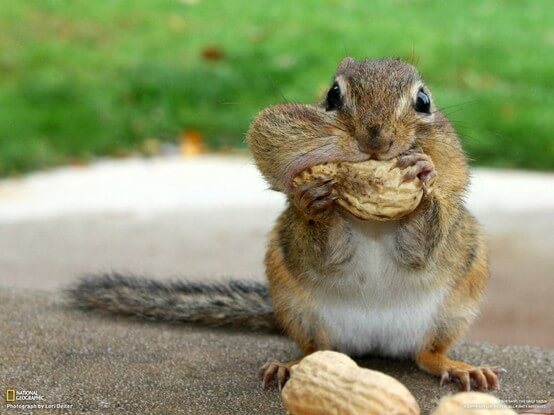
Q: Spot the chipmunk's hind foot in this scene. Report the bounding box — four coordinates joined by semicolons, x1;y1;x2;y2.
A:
259;359;300;391
417;349;504;392
439;361;503;391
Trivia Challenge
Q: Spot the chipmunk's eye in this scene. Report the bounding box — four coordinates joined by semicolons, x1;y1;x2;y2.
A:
414;89;431;114
326;82;342;111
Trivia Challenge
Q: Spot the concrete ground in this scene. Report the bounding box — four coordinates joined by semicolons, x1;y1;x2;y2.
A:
0;155;553;414
1;289;553;415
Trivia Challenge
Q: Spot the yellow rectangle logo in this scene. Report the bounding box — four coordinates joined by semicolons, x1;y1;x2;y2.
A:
6;389;16;402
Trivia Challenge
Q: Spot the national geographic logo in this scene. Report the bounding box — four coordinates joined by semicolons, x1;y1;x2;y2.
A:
5;389;16;402
4;388;45;402
4;388;73;411
6;388;44;402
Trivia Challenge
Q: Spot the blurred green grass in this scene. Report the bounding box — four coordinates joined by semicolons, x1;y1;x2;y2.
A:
0;0;553;175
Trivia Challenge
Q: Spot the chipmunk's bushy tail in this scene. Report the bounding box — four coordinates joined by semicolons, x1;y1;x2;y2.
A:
67;273;277;331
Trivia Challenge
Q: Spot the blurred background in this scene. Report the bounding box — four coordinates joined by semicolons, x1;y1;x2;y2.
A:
1;0;553;174
0;0;552;348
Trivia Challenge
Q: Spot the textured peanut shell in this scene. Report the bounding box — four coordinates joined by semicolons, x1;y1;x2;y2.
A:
293;158;428;221
431;392;517;415
281;351;420;415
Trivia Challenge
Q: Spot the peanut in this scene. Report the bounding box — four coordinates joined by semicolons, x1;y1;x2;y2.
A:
281;351;420;415
293;159;431;221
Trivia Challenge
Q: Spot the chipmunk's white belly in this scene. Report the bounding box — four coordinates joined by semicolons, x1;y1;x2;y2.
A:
312;220;446;358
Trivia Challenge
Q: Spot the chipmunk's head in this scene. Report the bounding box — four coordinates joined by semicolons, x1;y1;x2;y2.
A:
324;57;442;160
248;57;457;192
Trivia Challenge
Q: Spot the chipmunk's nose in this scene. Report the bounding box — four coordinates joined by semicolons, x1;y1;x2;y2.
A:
356;126;393;155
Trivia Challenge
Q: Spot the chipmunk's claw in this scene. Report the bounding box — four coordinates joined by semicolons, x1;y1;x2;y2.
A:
259;360;278;390
492;367;508;374
440;371;450;386
259;360;291;390
439;366;500;392
277;365;290;391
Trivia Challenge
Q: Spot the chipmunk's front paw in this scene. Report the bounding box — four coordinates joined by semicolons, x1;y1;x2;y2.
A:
291;178;337;222
397;151;436;186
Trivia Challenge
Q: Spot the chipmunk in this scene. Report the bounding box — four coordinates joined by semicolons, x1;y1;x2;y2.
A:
70;57;500;392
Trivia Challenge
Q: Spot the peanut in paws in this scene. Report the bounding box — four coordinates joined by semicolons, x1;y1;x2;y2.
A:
293;158;435;221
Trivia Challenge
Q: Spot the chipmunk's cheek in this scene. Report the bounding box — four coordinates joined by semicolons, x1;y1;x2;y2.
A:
398;133;419;155
415;123;433;140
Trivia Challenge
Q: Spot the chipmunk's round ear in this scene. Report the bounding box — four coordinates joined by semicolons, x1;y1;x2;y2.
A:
337;57;355;72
